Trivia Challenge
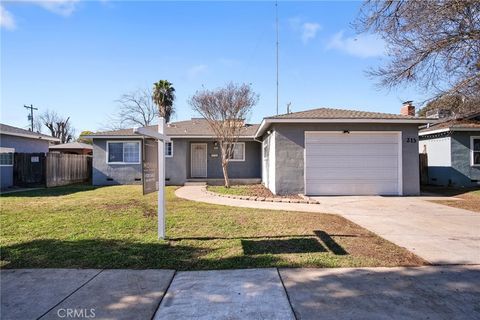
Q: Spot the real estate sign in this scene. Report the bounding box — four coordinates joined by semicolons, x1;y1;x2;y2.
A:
142;138;158;195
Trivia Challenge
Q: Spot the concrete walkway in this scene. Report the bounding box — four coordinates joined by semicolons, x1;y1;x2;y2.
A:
1;266;479;319
176;186;480;264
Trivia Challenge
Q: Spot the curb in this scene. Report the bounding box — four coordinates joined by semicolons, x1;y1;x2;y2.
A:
204;189;320;204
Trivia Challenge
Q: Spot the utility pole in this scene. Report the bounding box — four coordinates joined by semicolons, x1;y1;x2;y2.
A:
275;0;279;115
24;104;38;131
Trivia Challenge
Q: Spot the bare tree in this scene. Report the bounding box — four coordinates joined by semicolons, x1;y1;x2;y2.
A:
357;0;480;99
418;94;480;117
115;88;159;127
40;110;75;143
189;83;259;187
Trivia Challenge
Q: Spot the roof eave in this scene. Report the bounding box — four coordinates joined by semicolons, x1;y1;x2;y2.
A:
0;131;60;142
419;127;480;136
255;118;435;138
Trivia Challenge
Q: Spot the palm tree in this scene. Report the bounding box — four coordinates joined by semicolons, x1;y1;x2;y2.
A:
152;80;175;123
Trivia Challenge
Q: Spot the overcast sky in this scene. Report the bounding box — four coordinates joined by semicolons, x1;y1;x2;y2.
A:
1;1;428;133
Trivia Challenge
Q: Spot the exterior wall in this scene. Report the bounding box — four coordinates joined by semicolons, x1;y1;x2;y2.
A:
92;139;143;186
166;139;188;185
450;132;480;187
419;131;480;187
270;123;421;195
186;139;261;179
92;138;261;186
1;166;13;189
0;134;51;153
0;134;51;189
419;136;452;186
261;132;276;193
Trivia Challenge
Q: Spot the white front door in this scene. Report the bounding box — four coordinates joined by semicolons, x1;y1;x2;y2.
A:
304;132;402;196
191;143;207;178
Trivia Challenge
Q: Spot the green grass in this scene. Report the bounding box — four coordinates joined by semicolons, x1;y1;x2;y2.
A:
0;185;425;269
207;185;252;196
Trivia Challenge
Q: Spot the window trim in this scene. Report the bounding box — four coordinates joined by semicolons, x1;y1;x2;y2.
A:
165;141;173;158
0;153;14;167
471;136;480;167
106;140;141;165
228;142;245;162
262;139;268;160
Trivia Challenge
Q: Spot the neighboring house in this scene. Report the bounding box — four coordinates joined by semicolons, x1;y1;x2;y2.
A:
419;111;480;187
0;123;60;189
85;119;261;186
87;105;431;196
49;142;93;155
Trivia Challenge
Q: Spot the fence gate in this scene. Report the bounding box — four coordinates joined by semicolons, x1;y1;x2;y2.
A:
419;153;429;185
13;153;46;187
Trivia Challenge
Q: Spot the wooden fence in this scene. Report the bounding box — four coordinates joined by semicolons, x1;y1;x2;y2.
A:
13;153;46;187
13;153;91;188
419;153;429;185
46;153;92;187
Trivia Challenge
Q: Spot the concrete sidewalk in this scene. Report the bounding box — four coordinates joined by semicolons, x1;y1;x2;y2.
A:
176;186;480;264
1;266;479;320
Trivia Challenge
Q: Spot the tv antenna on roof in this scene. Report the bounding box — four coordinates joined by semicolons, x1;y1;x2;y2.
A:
275;0;279;115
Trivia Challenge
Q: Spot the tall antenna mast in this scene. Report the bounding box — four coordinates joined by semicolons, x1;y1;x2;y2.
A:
275;0;279;115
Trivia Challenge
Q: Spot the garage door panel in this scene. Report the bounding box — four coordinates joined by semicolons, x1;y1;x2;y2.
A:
305;181;399;196
305;132;401;196
305;134;398;144
305;156;398;169
305;143;398;156
306;168;398;180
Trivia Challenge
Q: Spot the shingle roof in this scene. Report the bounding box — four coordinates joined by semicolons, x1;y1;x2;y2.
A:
49;142;93;150
87;119;260;138
0;123;60;141
420;119;480;133
266;107;419;120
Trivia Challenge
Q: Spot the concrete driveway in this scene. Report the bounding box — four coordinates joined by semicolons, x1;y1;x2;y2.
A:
311;196;480;265
176;186;480;264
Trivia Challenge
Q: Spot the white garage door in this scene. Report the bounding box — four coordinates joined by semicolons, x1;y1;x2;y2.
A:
305;132;401;195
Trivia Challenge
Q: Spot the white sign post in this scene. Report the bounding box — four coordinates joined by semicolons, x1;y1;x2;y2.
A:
133;117;169;239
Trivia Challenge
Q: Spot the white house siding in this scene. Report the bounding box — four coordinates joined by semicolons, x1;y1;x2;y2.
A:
419;137;452;166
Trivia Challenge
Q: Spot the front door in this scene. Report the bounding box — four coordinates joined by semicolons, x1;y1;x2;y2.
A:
191;143;207;178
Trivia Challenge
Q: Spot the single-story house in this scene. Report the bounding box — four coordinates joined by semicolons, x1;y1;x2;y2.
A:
87;105;431;196
86;119;261;187
49;142;93;155
0;123;60;189
419;111;480;187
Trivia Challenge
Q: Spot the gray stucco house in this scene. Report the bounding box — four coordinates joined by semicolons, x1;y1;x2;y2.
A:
0;123;60;189
87;119;261;187
87;106;430;196
419;111;480;187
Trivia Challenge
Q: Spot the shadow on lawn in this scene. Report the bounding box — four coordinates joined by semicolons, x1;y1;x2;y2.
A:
0;184;97;198
0;239;284;270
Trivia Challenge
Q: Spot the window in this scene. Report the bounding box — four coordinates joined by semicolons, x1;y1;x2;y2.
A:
165;142;173;157
0;153;13;166
107;141;140;164
226;142;245;161
471;137;480;166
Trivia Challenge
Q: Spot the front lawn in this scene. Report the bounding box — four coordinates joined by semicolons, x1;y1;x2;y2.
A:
0;185;425;269
431;189;480;213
